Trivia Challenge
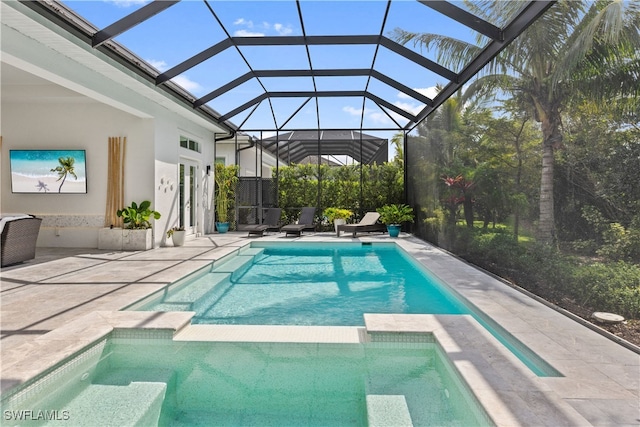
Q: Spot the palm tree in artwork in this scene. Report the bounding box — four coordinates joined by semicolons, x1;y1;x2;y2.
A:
393;0;640;244
51;156;77;193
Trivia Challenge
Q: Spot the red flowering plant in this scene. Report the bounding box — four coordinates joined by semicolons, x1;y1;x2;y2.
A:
441;174;475;228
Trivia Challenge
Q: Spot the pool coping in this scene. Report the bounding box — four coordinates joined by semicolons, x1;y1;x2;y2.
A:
1;233;639;425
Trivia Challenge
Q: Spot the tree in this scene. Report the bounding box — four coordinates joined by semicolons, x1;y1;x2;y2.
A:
50;156;77;193
394;0;640;244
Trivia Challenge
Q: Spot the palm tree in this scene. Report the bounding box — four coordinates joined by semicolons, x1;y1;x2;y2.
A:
50;156;77;193
394;0;640;244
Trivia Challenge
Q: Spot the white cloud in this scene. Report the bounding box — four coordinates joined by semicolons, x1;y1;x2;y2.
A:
397;86;439;100
149;59;204;94
394;101;425;116
233;18;254;28
235;17;293;36
234;29;265;37
147;59;168;72
104;0;149;8
343;106;362;116
368;111;391;124
343;106;392;125
170;75;203;94
273;23;293;36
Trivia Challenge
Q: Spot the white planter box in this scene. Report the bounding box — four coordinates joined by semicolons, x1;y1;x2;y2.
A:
98;228;153;251
123;228;153;251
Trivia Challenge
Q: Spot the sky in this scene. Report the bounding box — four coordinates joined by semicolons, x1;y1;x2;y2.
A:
62;0;489;142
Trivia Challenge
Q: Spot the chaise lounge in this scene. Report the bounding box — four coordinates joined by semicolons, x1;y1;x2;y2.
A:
281;207;316;237
336;212;385;237
1;215;42;267
245;208;282;237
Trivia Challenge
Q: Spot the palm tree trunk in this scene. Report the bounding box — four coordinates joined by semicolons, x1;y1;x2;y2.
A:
537;141;555;243
57;174;67;193
536;110;562;245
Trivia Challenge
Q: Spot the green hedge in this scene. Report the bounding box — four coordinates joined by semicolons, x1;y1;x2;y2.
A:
274;162;404;216
456;230;640;319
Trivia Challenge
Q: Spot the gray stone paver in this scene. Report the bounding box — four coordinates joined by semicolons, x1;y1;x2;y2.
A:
1;232;638;426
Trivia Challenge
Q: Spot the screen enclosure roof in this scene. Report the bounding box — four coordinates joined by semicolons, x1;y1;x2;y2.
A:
261;130;388;164
22;0;554;134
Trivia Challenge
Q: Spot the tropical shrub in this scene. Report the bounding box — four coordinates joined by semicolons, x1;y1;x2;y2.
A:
116;200;161;229
323;207;353;223
377;204;414;225
215;163;239;223
569;262;640;319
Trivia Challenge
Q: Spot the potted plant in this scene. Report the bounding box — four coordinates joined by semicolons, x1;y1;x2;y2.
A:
214;163;239;233
377;204;414;237
117;200;161;229
323;207;353;234
167;226;186;246
101;200;162;250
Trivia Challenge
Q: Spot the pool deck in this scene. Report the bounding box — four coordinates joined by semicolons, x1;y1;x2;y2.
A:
1;232;639;426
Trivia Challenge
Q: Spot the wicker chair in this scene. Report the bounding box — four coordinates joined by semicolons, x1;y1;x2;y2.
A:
1;217;42;267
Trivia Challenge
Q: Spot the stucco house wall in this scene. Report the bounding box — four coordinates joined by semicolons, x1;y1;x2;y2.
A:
0;1;229;248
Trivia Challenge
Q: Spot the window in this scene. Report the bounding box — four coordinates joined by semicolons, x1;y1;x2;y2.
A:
215;157;226;165
180;136;200;153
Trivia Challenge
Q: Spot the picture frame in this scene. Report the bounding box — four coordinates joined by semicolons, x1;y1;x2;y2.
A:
9;149;87;194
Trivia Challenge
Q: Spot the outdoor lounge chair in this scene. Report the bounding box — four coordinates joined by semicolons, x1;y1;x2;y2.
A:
246;208;282;237
1;215;42;267
336;212;384;237
281;207;317;237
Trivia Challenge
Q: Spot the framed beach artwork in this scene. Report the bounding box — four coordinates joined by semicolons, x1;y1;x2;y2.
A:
9;150;87;194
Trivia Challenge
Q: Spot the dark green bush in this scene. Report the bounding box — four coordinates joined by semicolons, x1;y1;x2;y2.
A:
569;261;640;319
458;230;639;320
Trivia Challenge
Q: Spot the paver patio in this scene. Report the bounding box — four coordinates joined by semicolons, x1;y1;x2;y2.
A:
1;233;638;426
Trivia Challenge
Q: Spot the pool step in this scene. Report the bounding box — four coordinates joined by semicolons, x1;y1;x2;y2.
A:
366;394;413;427
238;246;265;257
148;272;232;312
48;369;173;426
94;367;175;386
213;254;256;281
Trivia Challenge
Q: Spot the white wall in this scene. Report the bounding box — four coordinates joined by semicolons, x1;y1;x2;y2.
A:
153;119;218;242
1;101;153;247
1;2;229;248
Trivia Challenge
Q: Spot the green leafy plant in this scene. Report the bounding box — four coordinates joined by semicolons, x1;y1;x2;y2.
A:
214;163;239;224
323;207;353;222
116;200;161;229
377;204;415;225
167;226;185;238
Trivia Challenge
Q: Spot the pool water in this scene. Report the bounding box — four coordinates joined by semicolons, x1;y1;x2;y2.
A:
10;338;492;426
132;242;560;377
139;243;469;325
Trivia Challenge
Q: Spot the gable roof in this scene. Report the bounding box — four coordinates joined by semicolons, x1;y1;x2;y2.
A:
261;130;388;165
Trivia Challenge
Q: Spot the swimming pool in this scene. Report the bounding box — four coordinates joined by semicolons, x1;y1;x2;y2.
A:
130;242;560;377
1;335;493;426
137;242;469;325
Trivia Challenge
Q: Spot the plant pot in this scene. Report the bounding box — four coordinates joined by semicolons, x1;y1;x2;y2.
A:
334;218;346;235
386;224;401;238
216;222;230;233
98;228;154;250
171;230;186;246
123;228;153;250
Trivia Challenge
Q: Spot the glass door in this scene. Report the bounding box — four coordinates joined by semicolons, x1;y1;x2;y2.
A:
179;159;199;234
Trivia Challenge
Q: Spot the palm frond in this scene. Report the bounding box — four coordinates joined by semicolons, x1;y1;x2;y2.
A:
554;0;639;88
390;28;482;73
